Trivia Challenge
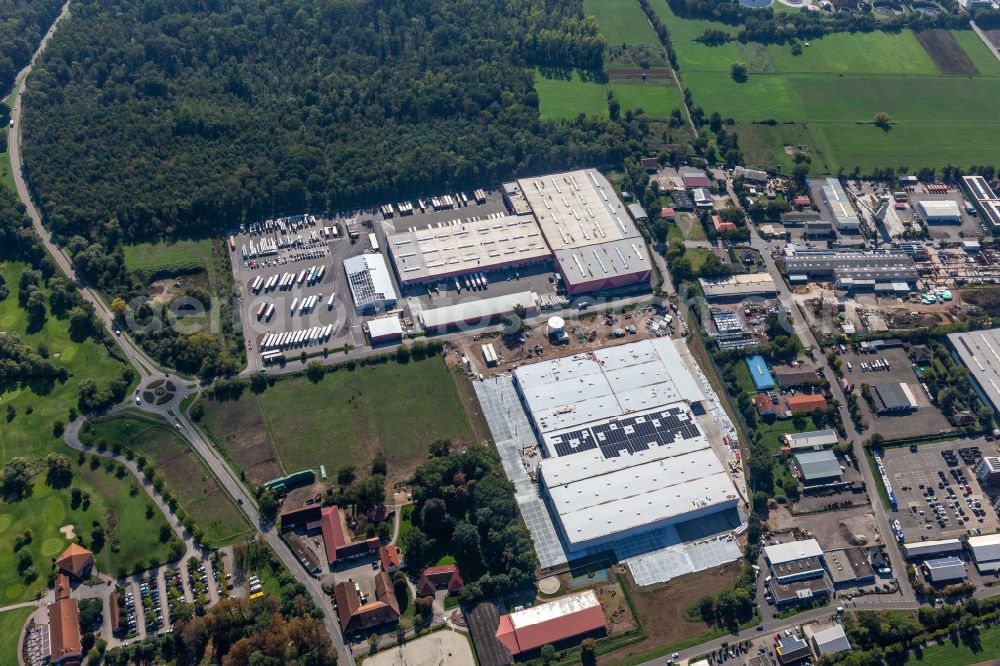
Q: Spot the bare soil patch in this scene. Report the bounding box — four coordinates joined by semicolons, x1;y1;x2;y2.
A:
599;564;741;664
915;29;979;75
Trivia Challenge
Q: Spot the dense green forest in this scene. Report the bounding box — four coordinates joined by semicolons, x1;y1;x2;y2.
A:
0;0;64;92
22;0;635;240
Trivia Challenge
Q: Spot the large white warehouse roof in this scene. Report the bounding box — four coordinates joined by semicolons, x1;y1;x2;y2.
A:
514;337;704;436
968;533;1000;571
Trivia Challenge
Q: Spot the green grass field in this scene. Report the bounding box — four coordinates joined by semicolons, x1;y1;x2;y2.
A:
256;358;474;476
122;238;215;282
0;262;128;464
252;357;474;482
609;80;684;118
904;624;1000;666
0;606;32;666
0;461;181;603
535;70;609;120
684;247;712;273
658;0;1000;172
536;70;684;120
87;416;251;546
583;0;660;46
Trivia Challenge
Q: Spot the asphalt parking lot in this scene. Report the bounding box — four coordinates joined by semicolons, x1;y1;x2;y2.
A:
838;346;951;439
231;220;368;369
881;439;1000;542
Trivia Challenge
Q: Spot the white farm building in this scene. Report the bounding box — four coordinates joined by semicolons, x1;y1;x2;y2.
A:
512;338;740;554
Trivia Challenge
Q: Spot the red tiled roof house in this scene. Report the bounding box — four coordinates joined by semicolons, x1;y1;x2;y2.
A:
416;564;464;596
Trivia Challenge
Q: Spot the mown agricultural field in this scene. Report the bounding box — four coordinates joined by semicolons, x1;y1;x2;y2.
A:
583;0;660;46
201;356;475;486
536;69;684;120
656;0;1000;172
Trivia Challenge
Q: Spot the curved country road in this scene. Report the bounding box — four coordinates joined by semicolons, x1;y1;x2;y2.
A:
6;5;352;663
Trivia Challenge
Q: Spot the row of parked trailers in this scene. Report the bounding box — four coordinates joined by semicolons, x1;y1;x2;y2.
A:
288;294;329;315
251;265;326;293
381;191;488;218
260;325;334;352
241;237;278;259
454;271;489;293
255;302;276;321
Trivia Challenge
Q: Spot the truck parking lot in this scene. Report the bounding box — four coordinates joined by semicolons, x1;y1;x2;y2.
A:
880;439;1000;543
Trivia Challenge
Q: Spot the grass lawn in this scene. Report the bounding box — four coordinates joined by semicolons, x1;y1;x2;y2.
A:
684;247;712;273
0;461;181;603
86;416;251;546
905;624;1000;666
666;224;684;244
251;357;474;484
0;261;128;464
732;123;833;174
677;212;707;241
122;238;215;282
609;81;684;118
767;31;938;75
583;0;660;46
535;69;609;120
0;606;33;666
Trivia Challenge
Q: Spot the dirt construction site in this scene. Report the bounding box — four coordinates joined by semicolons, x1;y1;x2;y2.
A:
765;504;881;551
452;305;678;377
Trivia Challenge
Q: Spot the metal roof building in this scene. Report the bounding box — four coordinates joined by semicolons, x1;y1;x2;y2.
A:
821;178;861;231
811;625;851;656
764;539;823;566
513;338;704;437
515;338;737;553
923;556;967;583
367;316;403;343
783;249;918;284
948;328;1000;414
387;214;551;286
343;253;398;315
902;538;962;560
794;450;842;483
699;273;777;300
968;533;1000;573
874;382;918;414
917;199;961;223
746;355;775;391
962;175;1000;231
782;429;838;451
419;291;538;333
495;590;606;655
517;170;651;295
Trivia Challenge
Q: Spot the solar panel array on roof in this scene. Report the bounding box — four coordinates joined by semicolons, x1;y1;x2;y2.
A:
549;406;700;460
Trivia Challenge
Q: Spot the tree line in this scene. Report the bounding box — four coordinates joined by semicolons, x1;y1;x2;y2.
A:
667;0;980;44
0;0;65;92
21;0;636;242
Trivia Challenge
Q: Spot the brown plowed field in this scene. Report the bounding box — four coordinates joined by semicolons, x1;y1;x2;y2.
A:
916;29;979;75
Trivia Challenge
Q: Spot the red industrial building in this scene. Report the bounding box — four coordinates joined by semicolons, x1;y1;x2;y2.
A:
495;590;607;656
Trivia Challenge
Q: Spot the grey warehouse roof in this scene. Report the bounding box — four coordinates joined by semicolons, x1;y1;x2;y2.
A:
949;328;1000;415
795;450;842;481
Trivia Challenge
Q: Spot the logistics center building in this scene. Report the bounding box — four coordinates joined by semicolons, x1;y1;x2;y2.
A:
513;169;652;294
512;338;740;554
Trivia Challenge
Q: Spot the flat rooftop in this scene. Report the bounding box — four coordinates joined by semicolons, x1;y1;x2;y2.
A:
517;169;651;288
387;214;550;283
764;539;823;566
768;575;831;604
949;328;1000;413
514;337;704;435
540;413;739;547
